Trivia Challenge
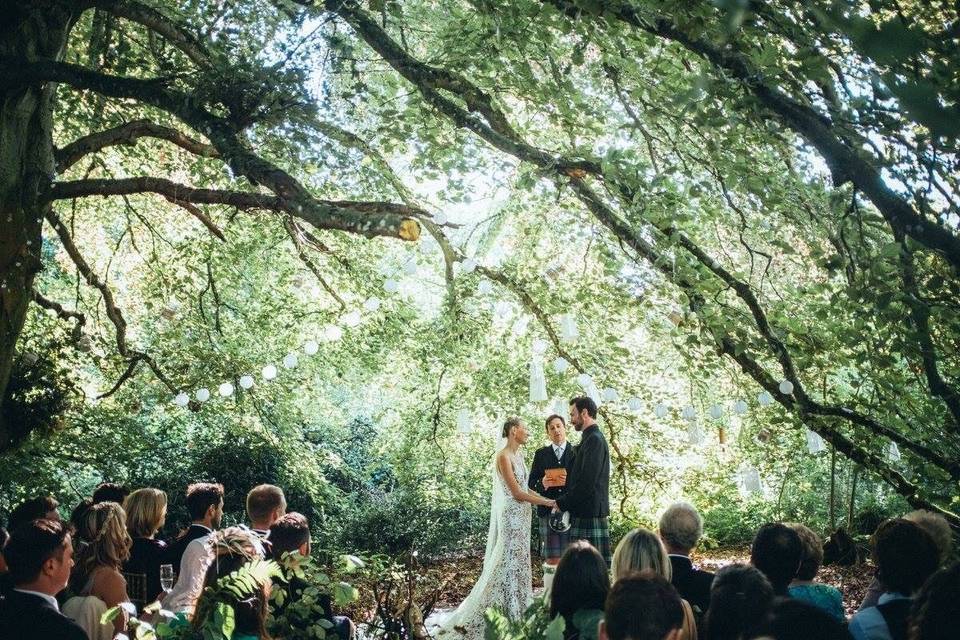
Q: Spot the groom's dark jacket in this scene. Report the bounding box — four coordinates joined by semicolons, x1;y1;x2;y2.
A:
556;424;609;519
528;443;576;517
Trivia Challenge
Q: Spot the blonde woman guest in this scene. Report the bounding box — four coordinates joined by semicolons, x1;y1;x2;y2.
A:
123;488;169;605
612;528;697;640
63;501;133;639
785;523;844;621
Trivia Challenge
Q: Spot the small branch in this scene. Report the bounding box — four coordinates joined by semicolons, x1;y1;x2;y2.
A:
90;0;213;68
32;290;87;339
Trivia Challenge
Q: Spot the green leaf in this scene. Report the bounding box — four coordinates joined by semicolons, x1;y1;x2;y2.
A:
545;614;566;640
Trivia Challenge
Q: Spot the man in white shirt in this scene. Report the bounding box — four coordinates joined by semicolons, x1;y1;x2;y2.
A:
164;483;225;615
528;413;576;589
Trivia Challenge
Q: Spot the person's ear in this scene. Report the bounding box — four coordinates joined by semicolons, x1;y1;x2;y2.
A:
664;629;682;640
299;541;309;556
598;620;608;640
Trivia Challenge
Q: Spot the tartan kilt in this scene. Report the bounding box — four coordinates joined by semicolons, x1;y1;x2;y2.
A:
538;516;570;561
568;516;611;565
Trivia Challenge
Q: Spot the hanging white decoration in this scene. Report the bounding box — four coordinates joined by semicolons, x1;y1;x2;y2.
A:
304;340;319;356
709;404;724;420
602;387;619;402
733;399;749;415
553;357;570;374
324;325;344;341
262;364;278;380
218;382;234;398
586;380;602;406
477;279;493;295
494;300;512;317
888;441;902;461
363;297;382;312
195;388;210;402
758;391;774;406
529;357;548;402
738;466;763;495
462;258;477;273
341;310;362;327
779;379;795;395
806;429;826;454
456;408;472;434
577;373;593;388
512;315;531;336
403;260;418;276
532;338;549;355
173;392;190;407
687;421;705;445
239;375;255;390
383;279;399;294
282;353;299;369
654;403;668;418
627;397;643;412
681;405;697;420
433;211;449;226
560;314;579;342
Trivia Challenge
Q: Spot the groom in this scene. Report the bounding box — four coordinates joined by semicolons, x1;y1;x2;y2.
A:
554;396;611;565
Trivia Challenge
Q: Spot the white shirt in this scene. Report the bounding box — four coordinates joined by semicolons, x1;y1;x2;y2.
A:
165;534;213;615
552;443;567;459
13;588;60;611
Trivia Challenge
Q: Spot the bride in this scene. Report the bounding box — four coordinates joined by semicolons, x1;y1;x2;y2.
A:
438;417;556;640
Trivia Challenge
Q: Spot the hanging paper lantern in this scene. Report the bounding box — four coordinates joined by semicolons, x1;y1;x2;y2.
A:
553;357;570;374
383;279;399;294
341;310;362;327
627;397;643;412
218;382;234;398
433;211;449;226
195;388;210;402
779;379;795;395
363;297;382;312
403;260;418;276
456;408;471;434
324;325;344;341
602;387;619;402
262;364;278;380
512;315;531;336
709;404;724;420
532;338;549;355
654;403;668;418
758;391;774;406
806;429;826;454
681;405;697;420
282;353;298;369
173;392;190;407
560;314;579;342
577;373;593;388
738;467;762;495
553;398;567;417
733;399;749;415
529;358;548;402
477;279;493;295
888;441;902;461
462;258;477;273
239;375;255;390
304;340;319;356
687;422;705;445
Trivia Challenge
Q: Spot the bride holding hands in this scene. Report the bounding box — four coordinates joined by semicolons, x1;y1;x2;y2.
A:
438;417;556;640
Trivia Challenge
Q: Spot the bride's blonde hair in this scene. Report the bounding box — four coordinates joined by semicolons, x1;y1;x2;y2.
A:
502;416;523;438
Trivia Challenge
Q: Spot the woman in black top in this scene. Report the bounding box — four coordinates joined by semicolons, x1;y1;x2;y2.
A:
121;488;168;605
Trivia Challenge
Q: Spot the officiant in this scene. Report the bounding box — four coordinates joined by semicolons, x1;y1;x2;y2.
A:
528;414;576;567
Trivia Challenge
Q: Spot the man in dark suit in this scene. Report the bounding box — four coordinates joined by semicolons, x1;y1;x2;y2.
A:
165;482;224;571
555;396;611;565
0;518;87;640
528;413;576;568
658;502;714;618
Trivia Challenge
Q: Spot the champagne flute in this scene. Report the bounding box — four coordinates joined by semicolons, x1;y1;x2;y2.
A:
160;564;174;591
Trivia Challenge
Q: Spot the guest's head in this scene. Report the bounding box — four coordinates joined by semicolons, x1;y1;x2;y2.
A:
871;518;939;596
69;498;94;541
124;488;168;538
246;484;286;531
909;562;960;640
903;510;953;565
550;540;610;621
92;482;130;505
8;495;60;530
704;563;773;640
72;502;132;589
545;414;567;446
750;523;802;595
194;527;268;638
753;598;853;640
3;519;74;594
501;416;529;444
185;482;225;528
659;502;704;556
599;571;684;640
569;396;598;431
785;522;824;582
613;527;671;582
269;512;311;557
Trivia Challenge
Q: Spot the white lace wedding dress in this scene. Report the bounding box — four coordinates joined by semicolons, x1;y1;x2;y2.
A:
438;448;533;640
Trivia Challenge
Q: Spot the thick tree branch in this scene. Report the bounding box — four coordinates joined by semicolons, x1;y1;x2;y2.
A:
32;289;86;339
89;0;212;67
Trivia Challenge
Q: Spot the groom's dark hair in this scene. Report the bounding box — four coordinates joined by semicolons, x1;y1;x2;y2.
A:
569;396;598;418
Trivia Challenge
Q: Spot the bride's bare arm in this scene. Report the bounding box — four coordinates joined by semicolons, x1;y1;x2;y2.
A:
497;452;555;507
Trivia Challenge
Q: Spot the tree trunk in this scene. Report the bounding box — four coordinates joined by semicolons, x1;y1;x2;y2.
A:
0;2;77;449
847;466;860;531
829;446;837;531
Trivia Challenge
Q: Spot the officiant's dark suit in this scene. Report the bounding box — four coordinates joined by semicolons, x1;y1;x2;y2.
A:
528;442;576;517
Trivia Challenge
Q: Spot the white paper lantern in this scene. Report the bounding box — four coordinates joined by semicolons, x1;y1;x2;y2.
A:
304;340;319;355
529;358;548;402
553;398;567;416
383;279;399;294
403;259;418;276
709;404;724;420
433;211;449;226
363;297;382;312
553;357;570;373
577;373;593;388
806;429;826;454
173;392;190;407
739;467;762;495
195;388;210;402
218;382;234;397
456;408;471;433
462;258;477;273
324;325;344;341
532;338;549;355
627;397;643;412
477;280;493;295
687;422;705;445
779;379;795;395
888;441;902;461
654;403;668;418
758;391;774;406
262;364;278;380
681;405;697;420
282;353;298;369
512;315;531;336
733;399;749;415
560;313;579;342
341;310;362;327
602;387;619;402
239;375;255;390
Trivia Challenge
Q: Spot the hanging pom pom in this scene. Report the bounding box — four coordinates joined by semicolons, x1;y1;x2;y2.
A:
560;313;579;343
806;429;826;454
363;297;382;312
324;325;344;341
529;357;548;402
602;387;619;402
577;373;593;388
239;375;255;390
779;380;794;395
627;397;643;412
403;259;418;276
383;279;399;294
462;258;477;273
709;404;724;420
433;211;449;226
553;357;570;374
681;405;697;420
477;279;493;295
687;421;705;445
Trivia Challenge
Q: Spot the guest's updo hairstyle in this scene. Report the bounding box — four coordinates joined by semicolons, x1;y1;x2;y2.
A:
502;416;523;438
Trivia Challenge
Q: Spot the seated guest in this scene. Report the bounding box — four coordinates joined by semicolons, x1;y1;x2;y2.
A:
68;498;94;553
92;482;130;505
860;510;953;611
659;501;714;617
7;495;60;530
750;523;802;596
246;484;286;555
550;540;609;640
752;598;853;640
849;519;939;640
122;488;169;606
270;512;354;640
599;571;684;640
613;527;697;640
908;562;960;640
0;519;87;640
165;482;224;573
703;564;773;640
165;482;226;615
63;501;133;639
785;523;844;621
